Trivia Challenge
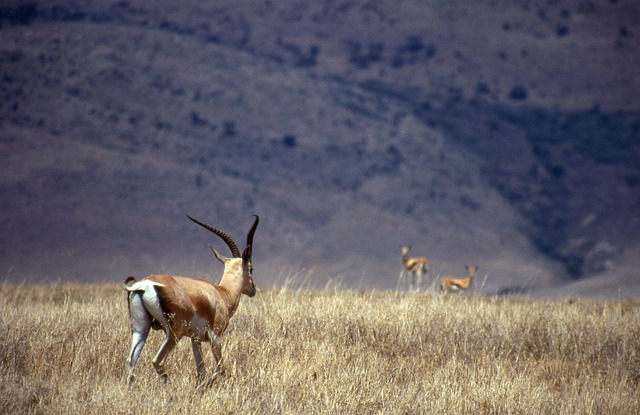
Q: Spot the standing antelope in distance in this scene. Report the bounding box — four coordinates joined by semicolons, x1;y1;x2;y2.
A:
124;215;259;388
439;265;479;294
399;245;429;291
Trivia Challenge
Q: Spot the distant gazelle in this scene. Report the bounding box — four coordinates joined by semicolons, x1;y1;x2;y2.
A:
399;245;429;291
439;265;479;294
124;215;259;388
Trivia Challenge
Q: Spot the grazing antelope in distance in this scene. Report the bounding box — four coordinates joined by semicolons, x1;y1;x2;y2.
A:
399;245;429;291
124;215;259;388
439;265;479;294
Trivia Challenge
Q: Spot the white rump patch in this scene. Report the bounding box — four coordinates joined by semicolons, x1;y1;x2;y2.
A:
126;279;169;327
126;279;165;292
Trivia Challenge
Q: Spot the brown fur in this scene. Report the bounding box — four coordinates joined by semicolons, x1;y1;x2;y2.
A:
125;216;259;387
439;265;479;294
399;245;429;291
401;246;429;273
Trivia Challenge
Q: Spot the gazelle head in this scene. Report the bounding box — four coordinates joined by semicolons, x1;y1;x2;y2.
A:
466;265;480;276
188;215;259;297
401;245;411;256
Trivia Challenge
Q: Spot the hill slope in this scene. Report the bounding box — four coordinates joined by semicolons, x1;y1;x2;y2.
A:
1;1;639;295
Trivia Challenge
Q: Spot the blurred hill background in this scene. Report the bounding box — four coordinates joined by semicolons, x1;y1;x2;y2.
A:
1;0;639;296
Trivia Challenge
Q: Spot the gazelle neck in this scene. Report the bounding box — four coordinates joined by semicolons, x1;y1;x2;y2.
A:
218;259;245;307
402;253;411;268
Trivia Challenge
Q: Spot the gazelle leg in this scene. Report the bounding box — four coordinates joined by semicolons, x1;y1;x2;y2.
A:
191;338;206;386
202;329;223;387
126;292;152;386
152;332;177;383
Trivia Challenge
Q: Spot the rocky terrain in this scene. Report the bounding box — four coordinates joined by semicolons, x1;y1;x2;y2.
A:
1;0;639;296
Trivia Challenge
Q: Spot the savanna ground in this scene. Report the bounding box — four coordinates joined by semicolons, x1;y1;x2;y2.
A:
1;281;639;414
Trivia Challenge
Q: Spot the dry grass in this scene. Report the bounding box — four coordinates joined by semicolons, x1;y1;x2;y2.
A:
1;281;639;414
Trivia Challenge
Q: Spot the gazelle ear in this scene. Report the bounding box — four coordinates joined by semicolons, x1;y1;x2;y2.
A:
209;245;228;264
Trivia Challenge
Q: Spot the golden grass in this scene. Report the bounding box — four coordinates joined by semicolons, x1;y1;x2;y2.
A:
1;282;639;414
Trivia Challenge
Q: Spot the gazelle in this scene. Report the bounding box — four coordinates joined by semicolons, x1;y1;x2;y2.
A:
124;215;259;388
399;245;429;291
439;265;479;294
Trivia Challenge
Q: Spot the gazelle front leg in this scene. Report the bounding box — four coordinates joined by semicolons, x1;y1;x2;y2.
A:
200;329;223;387
397;270;404;291
191;338;207;386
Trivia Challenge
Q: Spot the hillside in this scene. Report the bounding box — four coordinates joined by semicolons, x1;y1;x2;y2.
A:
1;1;639;296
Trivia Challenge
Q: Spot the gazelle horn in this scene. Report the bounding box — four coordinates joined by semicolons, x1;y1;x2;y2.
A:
186;215;241;258
246;215;259;250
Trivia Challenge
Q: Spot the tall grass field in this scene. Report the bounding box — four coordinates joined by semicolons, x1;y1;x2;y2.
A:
1;282;639;414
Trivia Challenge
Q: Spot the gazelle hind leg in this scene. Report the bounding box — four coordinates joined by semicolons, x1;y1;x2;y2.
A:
410;271;420;292
152;332;177;384
126;291;152;386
